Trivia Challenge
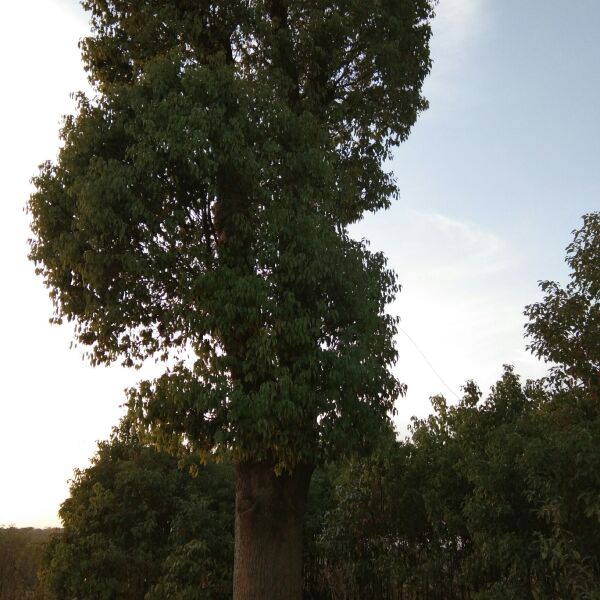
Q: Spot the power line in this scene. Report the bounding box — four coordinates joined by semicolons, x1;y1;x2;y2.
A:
398;326;461;401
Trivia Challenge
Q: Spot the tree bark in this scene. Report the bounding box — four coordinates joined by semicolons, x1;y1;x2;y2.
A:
233;460;313;600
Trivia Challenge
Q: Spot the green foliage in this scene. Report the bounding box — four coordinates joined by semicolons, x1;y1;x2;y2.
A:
39;423;234;600
525;212;600;389
36;419;343;600
312;370;600;597
28;0;435;470
302;463;338;598
316;432;429;598
521;387;600;598
0;527;56;600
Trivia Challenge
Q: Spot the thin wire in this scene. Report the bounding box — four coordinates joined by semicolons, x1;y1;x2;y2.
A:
398;326;461;401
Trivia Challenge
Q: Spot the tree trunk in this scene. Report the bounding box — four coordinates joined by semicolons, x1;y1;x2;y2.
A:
233;460;313;600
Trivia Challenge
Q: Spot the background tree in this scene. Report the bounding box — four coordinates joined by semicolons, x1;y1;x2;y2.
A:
28;1;435;597
0;527;56;600
316;429;431;598
39;421;234;600
525;212;600;392
36;413;340;600
316;369;600;599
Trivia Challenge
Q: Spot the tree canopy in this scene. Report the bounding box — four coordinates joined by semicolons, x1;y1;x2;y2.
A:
29;0;435;471
40;422;234;600
316;372;600;598
0;527;56;600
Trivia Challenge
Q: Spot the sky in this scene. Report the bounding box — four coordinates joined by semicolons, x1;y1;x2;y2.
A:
1;0;598;528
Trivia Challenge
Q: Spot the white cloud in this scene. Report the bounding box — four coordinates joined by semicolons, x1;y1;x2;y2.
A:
409;209;512;279
363;207;514;287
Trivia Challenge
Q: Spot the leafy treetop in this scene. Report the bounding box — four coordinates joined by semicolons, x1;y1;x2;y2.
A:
28;0;435;468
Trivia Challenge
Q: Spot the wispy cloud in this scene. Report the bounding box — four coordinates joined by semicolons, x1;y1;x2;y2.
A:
415;212;512;280
399;208;513;281
354;207;533;425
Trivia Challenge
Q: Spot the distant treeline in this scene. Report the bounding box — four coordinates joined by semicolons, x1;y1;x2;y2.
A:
0;527;58;600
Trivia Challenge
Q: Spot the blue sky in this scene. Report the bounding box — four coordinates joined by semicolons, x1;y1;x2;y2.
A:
1;0;598;527
355;0;600;423
396;0;599;244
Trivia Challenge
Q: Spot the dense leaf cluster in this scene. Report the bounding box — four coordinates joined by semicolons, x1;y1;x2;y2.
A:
525;213;600;391
318;371;600;599
28;0;435;470
39;423;234;600
0;527;55;600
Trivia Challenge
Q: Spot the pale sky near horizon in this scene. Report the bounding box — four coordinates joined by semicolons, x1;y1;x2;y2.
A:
1;0;598;528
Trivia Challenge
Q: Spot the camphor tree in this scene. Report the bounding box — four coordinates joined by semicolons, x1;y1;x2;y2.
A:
28;1;434;597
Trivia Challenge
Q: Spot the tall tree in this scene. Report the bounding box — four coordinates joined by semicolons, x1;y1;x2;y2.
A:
28;1;434;597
